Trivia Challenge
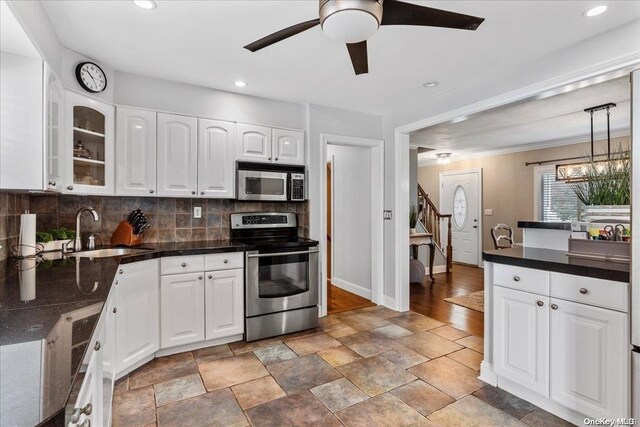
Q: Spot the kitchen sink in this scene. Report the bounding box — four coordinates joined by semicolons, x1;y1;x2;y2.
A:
67;248;152;258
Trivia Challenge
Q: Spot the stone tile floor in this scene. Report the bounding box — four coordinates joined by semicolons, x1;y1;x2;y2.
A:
112;306;575;427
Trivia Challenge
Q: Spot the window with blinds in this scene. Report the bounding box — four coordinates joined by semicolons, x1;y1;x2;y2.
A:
539;170;581;222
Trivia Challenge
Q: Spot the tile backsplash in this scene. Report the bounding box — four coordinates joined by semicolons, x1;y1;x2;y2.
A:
27;194;309;248
0;193;31;260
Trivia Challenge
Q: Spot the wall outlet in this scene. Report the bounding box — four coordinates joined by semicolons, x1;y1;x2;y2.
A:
484;209;493;216
193;206;202;219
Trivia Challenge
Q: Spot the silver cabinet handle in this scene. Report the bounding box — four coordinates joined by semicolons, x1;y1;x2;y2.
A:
200;191;205;195
67;185;74;190
268;157;272;161
472;225;478;229
115;280;119;285
198;276;203;280
94;341;101;351
275;157;279;161
71;403;92;423
513;276;520;282
149;189;154;194
181;262;187;267
208;274;212;279
223;259;228;264
191;191;196;195
579;288;588;295
112;307;117;313
551;304;558;310
119;269;124;274
49;180;56;186
536;301;544;307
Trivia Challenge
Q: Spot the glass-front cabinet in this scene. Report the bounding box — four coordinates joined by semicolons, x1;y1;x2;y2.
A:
45;65;64;191
64;91;114;194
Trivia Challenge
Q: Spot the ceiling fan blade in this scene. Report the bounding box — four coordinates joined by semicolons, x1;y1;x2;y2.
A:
244;18;321;52
346;41;368;75
381;0;484;30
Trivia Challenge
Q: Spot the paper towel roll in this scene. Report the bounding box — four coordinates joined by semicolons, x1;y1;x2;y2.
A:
19;259;37;301
19;213;36;257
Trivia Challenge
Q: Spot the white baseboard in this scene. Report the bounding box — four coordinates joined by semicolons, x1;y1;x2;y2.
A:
479;362;498;386
383;295;397;310
428;265;448;275
156;334;244;357
331;277;372;300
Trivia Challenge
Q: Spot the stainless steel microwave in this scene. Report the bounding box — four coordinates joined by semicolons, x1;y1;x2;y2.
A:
236;162;306;202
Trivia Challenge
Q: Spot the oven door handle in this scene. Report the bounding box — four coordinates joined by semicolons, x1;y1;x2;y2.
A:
247;248;319;258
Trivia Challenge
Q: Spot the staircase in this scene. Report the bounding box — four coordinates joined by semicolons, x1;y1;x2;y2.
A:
417;184;453;273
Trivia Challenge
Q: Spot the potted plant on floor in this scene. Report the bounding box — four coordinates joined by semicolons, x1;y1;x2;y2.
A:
571;146;630;223
410;205;418;234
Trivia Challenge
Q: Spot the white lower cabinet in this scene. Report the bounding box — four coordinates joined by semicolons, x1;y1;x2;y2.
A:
68;350;99;427
160;272;206;349
550;298;628;419
205;269;244;340
494;286;549;397
115;259;160;374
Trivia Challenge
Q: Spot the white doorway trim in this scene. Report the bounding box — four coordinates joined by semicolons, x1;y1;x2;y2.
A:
439;168;483;267
392;57;640;314
319;133;384;317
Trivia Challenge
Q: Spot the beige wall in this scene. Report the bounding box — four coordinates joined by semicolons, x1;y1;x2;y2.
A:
417;136;630;252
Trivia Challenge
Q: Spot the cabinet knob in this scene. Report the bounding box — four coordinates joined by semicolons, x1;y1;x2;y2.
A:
94;341;101;351
208;274;213;279
71;403;92;423
191;191;196;195
81;420;91;427
513;276;520;282
198;276;203;280
268;157;272;161
67;185;74;190
181;262;187;267
200;191;205;195
551;304;558;310
119;269;124;274
149;189;154;194
579;288;588;295
536;300;544;307
115;280;119;285
275;157;279;161
223;259;228;264
113;307;117;313
49;180;56;186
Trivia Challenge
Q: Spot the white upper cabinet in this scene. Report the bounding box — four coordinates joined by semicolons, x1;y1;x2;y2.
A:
64;90;115;195
550;298;628;420
235;123;272;163
116;107;157;196
494;286;549;397
45;65;64;192
157;113;198;197
198;119;235;198
0;53;44;191
272;128;305;165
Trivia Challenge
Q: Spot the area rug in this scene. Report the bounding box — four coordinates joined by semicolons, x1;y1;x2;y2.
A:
444;291;484;313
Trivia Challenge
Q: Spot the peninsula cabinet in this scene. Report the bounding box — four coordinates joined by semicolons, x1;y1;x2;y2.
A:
156;113;198;197
492;265;629;421
115;107;157;196
198;119;235;198
64;90;115;195
114;259;159;375
236;123;305;166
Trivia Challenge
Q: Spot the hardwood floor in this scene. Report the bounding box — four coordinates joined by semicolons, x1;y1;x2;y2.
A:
410;264;485;337
327;282;375;315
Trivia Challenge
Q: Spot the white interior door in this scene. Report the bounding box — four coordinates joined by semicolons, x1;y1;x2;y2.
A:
440;170;481;265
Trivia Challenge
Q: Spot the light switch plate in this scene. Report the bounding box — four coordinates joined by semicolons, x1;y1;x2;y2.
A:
484;209;493;216
383;210;393;220
194;206;202;219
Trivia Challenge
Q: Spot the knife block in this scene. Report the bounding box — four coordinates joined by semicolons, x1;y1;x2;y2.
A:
110;221;143;247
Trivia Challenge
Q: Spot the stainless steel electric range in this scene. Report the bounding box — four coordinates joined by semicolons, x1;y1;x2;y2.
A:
230;212;319;342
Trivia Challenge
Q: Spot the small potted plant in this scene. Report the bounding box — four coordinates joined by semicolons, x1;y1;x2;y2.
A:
36;227;76;252
410;205;418;234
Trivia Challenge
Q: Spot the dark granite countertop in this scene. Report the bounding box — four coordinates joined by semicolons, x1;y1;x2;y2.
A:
483;246;629;282
0;239;249;426
517;221;572;230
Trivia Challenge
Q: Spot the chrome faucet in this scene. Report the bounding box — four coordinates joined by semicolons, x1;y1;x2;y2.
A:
75;207;99;251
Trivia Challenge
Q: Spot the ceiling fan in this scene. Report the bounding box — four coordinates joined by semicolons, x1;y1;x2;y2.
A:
244;0;485;75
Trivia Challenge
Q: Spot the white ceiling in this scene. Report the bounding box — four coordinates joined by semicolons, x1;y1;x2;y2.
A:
1;0;40;58
40;1;640;115
411;76;631;163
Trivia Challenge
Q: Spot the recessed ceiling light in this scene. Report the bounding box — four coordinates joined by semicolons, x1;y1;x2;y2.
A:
423;81;438;88
583;5;607;17
234;81;248;87
133;0;157;10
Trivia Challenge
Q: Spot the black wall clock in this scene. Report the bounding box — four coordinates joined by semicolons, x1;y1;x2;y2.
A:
75;62;107;93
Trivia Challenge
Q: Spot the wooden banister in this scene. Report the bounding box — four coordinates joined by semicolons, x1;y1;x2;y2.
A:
417;184;453;273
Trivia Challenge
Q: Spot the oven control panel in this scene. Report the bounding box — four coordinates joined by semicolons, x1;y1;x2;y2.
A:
231;212;297;229
242;215;288;225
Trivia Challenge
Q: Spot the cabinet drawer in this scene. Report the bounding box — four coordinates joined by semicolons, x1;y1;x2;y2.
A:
205;252;244;271
549;272;628;312
493;264;549;295
161;255;205;275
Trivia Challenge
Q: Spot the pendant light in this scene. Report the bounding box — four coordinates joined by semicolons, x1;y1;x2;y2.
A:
555;102;617;182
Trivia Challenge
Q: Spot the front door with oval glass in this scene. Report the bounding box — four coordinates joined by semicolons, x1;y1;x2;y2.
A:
440;170;481;265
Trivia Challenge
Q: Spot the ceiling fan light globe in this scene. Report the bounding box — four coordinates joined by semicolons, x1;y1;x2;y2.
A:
322;9;379;43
